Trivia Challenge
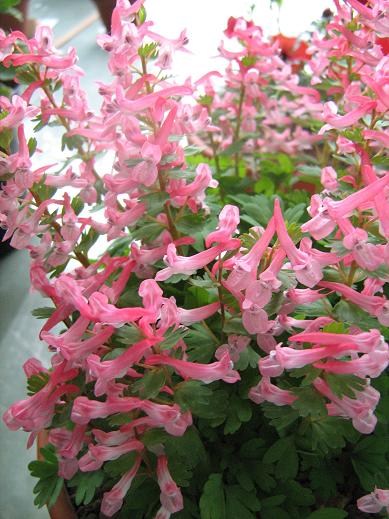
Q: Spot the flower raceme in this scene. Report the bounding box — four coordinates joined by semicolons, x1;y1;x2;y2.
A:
1;0;389;516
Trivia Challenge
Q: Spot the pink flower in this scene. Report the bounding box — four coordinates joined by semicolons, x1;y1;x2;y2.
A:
79;438;143;472
157;455;183;513
319;281;389;326
324;173;389;221
168;163;218;210
139;279;164;319
0;95;39;129
131;141;162;186
319;98;376;134
320;166;338;191
357;489;389;515
314;338;389;378
242;305;270;334
101;457;142;516
154;507;172;519
274;198;323;287
155;240;239;281
139;401;192;436
205;205;240;247
71;396;142;424
301;196;336;240
274;342;356;369
242;250;284;310
289;328;383;353
88;292;151;327
177;302;220;325
258;350;284;377
146;351;240;384
49;424;86;459
215;335;250;362
249;377;296;406
233;217;275;276
313;378;379;434
87;338;159;396
4;365;78;432
342;226;383;271
363;129;389;148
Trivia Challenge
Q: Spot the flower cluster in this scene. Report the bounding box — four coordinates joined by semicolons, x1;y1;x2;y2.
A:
1;0;389;517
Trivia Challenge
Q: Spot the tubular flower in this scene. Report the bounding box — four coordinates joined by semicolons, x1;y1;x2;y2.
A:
249;377;296;406
156;455;184;513
101;457;142;517
155;240;240;281
146;351;240;384
274;198;324;288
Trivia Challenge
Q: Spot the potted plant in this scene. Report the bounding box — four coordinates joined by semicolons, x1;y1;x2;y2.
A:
1;0;389;517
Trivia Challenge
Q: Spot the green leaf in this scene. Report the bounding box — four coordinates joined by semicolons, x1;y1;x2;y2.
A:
239;438;266;459
29;445;63;509
306;509;347;519
68;470;104;506
223;318;248;335
140;191;169;216
284;203;305;224
291;386;327;417
263;437;298;481
71;196;85;216
322;322;348;334
115;325;143;345
174;381;228;420
289;365;322;386
310;417;354;454
334;300;377;330
241;55;257;67
220;140;245;157
125;157;144;167
309;460;341;501
32;176;57;202
31;307;56;319
229;194;272;228
104;453;137;478
0;126;12;151
200;474;226;519
165;427;207;487
225;488;255;519
0;0;21;10
185;324;217;363
249;461;277;492
141;428;169;448
352;436;389;491
176;214;208;235
324;373;366;398
254;177;274;196
132;222;164;242
138;42;159;58
224;396;252;435
76;227;99;255
159;327;189;351
262;403;299;432
279;480;315;506
226;485;261;512
261;495;286;508
24;135;37;157
132;369;166;399
295;299;330;317
27;372;49;396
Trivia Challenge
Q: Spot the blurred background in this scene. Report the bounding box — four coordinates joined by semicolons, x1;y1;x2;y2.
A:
0;1;331;518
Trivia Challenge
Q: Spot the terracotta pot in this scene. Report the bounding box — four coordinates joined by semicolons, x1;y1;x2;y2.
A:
37;431;78;519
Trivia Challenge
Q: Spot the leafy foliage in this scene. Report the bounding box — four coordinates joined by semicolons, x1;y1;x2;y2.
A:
28;445;63;509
